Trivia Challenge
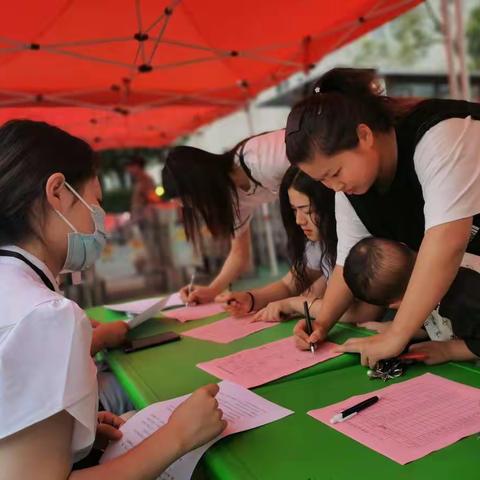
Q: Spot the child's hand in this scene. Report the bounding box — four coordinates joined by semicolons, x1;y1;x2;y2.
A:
215;292;252;317
95;411;125;449
165;384;227;453
251;300;291;323
408;341;452;365
293;319;328;350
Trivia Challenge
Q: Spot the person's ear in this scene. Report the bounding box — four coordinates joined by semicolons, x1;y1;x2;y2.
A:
45;173;69;211
357;123;374;150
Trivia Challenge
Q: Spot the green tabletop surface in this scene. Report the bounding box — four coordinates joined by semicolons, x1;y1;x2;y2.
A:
88;306;372;408
199;361;480;480
89;305;480;479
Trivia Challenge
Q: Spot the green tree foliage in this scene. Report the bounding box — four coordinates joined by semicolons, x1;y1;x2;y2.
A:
353;4;442;66
467;6;480;69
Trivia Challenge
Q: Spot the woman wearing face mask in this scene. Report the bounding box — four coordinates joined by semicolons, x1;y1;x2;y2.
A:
0;120;226;478
286;67;480;367
217;166;382;324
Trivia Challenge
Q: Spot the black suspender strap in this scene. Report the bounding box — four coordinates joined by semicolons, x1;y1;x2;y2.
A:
237;141;263;189
0;249;55;291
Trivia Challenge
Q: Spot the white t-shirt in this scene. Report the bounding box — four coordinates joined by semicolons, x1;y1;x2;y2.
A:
0;246;98;464
305;241;331;278
336;117;480;265
233;129;289;236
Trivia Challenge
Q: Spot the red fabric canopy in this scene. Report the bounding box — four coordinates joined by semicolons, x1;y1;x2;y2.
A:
0;0;422;149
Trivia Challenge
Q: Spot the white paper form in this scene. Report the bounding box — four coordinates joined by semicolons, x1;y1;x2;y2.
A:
105;292;184;315
100;381;293;479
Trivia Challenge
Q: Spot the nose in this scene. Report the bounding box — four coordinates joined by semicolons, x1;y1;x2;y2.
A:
295;209;307;225
323;179;344;192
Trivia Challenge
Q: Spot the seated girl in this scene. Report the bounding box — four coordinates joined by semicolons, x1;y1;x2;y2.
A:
217;166;382;324
0;120;226;479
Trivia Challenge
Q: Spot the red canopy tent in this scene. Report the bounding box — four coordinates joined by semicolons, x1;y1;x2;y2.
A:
0;0;422;149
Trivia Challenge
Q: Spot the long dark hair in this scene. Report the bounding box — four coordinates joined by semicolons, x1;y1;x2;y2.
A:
279;166;336;293
162;145;239;244
285;68;409;164
0;120;97;246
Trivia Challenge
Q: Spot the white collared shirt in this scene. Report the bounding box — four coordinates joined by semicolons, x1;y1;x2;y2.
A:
0;246;98;463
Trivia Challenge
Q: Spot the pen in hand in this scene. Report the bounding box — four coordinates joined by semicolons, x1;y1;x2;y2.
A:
303;301;315;356
187;269;196;306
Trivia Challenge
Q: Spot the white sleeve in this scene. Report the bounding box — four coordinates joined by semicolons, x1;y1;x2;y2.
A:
0;298;97;452
335;192;371;266
414;117;480;230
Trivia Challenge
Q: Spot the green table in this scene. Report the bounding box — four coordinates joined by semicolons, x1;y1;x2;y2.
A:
200;361;480;480
90;305;480;479
89;306;372;408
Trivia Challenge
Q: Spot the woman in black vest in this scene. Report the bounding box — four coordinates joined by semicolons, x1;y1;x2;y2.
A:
286;67;480;367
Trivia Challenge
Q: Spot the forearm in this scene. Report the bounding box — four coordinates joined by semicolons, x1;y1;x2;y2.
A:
209;230;251;293
341;302;385;324
446;340;479;362
282;295;313;316
71;424;183;480
90;329;106;356
249;274;295;310
390;220;470;342
311;266;354;329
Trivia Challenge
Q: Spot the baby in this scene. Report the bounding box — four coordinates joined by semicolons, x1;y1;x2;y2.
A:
343;237;480;364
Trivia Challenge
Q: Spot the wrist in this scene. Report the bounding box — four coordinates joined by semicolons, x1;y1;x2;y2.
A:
93;328;107;352
389;323;414;346
280;298;295;314
207;283;223;296
312;319;329;336
162;422;187;457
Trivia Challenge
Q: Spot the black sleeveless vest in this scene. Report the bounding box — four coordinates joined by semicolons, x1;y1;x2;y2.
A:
346;98;480;253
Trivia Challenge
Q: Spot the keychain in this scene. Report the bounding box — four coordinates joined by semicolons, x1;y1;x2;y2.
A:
367;352;427;382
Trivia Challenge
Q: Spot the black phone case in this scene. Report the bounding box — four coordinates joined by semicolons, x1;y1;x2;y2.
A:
123;331;181;353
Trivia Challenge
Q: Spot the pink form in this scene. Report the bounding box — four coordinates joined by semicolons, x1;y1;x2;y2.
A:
164;303;225;322
198;336;341;388
182;314;276;343
309;373;480;465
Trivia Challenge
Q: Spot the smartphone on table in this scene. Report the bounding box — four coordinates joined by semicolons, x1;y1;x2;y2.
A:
123;331;181;353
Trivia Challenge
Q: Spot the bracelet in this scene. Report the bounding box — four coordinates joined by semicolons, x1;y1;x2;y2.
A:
246;291;255;313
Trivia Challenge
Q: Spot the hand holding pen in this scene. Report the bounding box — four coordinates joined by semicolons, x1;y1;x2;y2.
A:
303;300;316;356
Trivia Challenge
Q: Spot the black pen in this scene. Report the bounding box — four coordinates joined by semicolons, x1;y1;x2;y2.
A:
330;395;379;424
303;301;315;356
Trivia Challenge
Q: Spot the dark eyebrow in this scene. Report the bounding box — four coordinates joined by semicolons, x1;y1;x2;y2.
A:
317;170;331;181
290;203;310;209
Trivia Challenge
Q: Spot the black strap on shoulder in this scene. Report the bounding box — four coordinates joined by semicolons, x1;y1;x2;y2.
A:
0;249;55;291
236;139;264;189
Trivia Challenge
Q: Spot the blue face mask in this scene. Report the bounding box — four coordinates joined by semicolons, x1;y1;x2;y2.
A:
55;181;107;272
